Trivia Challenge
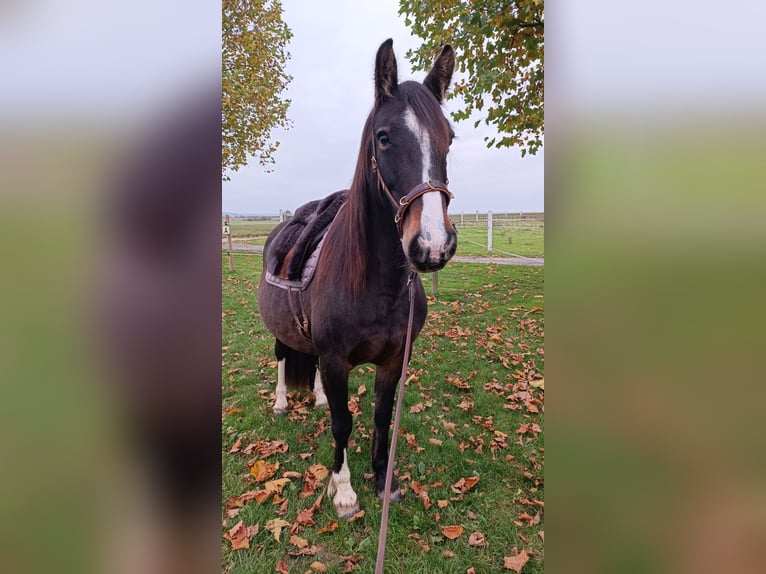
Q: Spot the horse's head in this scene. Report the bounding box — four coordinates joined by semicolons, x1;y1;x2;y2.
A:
370;39;458;273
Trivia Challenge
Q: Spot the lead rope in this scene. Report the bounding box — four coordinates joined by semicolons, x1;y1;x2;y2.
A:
375;273;416;574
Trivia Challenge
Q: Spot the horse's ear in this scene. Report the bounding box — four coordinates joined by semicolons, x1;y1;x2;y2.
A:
424;45;455;103
375;38;398;103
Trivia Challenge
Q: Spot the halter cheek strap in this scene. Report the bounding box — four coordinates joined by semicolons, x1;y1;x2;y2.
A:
371;155;453;235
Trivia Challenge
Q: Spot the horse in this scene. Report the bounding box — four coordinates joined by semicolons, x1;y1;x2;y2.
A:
257;38;457;519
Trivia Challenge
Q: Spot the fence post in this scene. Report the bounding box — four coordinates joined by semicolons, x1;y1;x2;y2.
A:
476;210;479;222
460;212;464;225
224;214;234;271
431;271;439;296
487;211;493;252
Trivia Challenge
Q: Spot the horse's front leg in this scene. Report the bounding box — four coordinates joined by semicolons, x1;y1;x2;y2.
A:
322;359;359;518
372;360;404;502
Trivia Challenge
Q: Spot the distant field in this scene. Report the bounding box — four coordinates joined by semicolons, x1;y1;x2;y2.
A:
224;214;544;258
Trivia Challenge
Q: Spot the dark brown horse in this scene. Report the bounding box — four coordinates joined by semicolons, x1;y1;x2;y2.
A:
258;39;457;518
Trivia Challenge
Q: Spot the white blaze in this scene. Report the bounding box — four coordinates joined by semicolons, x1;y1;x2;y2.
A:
403;108;448;257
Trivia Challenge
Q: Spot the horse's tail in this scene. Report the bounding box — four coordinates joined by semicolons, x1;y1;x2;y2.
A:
275;339;317;388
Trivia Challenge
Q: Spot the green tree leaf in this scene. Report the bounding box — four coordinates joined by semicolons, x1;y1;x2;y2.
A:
399;0;543;156
222;0;293;180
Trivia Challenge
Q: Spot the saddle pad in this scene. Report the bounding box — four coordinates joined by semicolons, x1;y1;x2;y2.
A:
266;189;347;282
264;231;329;291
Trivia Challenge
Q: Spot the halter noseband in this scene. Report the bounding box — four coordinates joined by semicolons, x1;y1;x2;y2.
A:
370;154;453;235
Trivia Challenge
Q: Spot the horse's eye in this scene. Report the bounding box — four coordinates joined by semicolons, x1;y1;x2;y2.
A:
376;131;391;147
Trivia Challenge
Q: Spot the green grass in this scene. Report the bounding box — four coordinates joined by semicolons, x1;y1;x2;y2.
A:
222;254;544;573
454;224;544;258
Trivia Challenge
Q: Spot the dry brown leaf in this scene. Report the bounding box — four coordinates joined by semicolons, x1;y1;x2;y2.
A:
275;560;289;574
264;518;291;542
538;530;544;542
410;403;426;414
250;460;279;482
437;499;449;509
504;549;530;572
348;510;365;522
265;478;291;495
451;475;480;494
296;507;316;526
229;437;242;453
441;525;464;539
468;531;488;547
357;384;367;395
318;521;339;534
310;562;327;572
290;534;309;548
467;568;476;574
223;520;251;550
428;438;443;446
444;550;455;558
307;463;329;481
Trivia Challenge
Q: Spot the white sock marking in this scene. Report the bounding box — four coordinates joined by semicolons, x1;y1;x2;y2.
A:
328;449;358;516
313;367;328;408
273;358;288;413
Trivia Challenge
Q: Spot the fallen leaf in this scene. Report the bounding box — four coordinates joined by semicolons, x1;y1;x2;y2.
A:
296;507;316;526
310;562;327;572
229;437;242;453
410;403;426;414
444;550;455;558
504;549;530;572
275;560;289;574
428;438;443;446
265;478;291;495
290;534;308;548
451;476;480;494
467;568;476;574
358;384;366;395
348;510;365;522
441;525;464;539
318;521;339;534
288;545;319;557
342;555;361;572
250;460;280;482
223;520;252;550
264;518;291;542
437;499;449;509
468;531;488;547
538;531;544;542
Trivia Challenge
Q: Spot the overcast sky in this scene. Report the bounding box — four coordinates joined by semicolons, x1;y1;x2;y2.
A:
222;0;544;215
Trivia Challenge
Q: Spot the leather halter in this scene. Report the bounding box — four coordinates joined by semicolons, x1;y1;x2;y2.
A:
370;154;453;235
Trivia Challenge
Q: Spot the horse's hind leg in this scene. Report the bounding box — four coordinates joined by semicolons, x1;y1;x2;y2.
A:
313;363;328;409
322;359;359;518
273;340;289;415
372;361;404;502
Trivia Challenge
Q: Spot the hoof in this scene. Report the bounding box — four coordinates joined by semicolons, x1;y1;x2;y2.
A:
377;488;404;503
314;397;328;409
273;407;287;416
337;503;361;520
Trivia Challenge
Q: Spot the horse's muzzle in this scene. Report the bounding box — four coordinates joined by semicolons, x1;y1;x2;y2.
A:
407;228;457;272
